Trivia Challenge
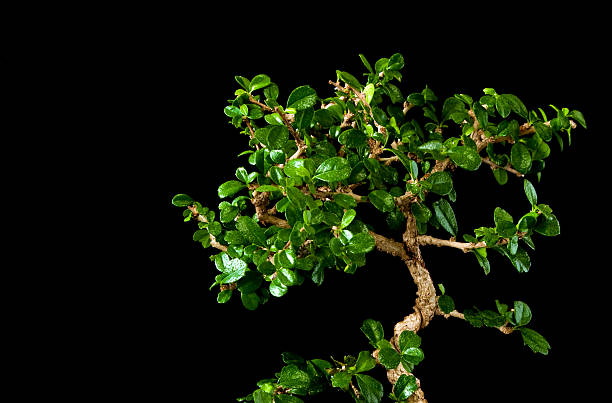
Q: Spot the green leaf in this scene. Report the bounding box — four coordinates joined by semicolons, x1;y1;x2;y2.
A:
524;179;538;207
361;319;384;347
334;193;358;209
472;248;491;275
241;292;260;310
494;207;515;238
567;110;586;128
216;258;247;284
338;128;367;148
519;328;550;355
267;125;289;149
287;85;318;111
235;76;250;91
346;232;376;254
249;74;271;92
278;364;311;389
387;53;405;70
337;70;363;90
172;193;193;207
473;102;488;128
340;209;357;229
378;347;401;369
496;94;512;118
535;213;560;236
286;186;308;210
401;347;424;365
269;277;288;297
433;199;458;237
354;351;377;373
236;216;267;247
398;331;421;353
218;180;247;198
284;158;314;179
220;205;239;223
359;54;373;73
217;289;232;303
448;146;481;171
313;157;351;182
441;97;465;122
438;294;455;314
513;300;532;327
534;122;553;142
504;94;528;119
252;389;273;403
364;83;375;105
294;107;314;131
387;148;417;177
354;374;384;403
368;190;395;213
393;374;418;400
331;371;352;389
425;171;453;195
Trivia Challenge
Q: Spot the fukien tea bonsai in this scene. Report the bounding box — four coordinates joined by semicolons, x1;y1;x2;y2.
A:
172;53;586;402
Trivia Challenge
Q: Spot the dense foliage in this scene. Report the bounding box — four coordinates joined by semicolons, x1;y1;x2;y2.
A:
172;52;585;401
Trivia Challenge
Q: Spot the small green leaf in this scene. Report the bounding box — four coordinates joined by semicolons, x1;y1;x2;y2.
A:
354;351;377;373
401;347;424;365
331;371;352;389
278;364;311;389
519;328;550;355
252;389;273;403
504;94;528;119
494;207;515;238
496;94;512;118
241;292;260;310
369;190;395;213
567;110;586;129
364;83;375;105
448;146;481;171
267;125;289;149
424;171;453;196
346;232;376;254
217;289;232;303
287;85;318;111
433;199;458;237
236;216;267;247
524;179;538;207
378;347;401;369
218;180;247;198
535;214;560;236
313;157;351;182
361;319;384;347
398;331;421;353
513;300;532;327
355;374;384;403
393;374;418;400
340;209;357;229
249;74;271;92
438;294;455;314
172;194;194;207
216;258;247;284
337;70;363;90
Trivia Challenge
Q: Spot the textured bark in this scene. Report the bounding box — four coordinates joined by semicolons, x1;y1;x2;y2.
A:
402;213;437;329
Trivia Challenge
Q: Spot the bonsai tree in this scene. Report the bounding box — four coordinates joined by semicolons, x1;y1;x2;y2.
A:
171;53;586;402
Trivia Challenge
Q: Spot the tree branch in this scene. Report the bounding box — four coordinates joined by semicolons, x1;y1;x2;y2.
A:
435;307;514;334
187;205;228;252
417;235;486;253
481;156;524;177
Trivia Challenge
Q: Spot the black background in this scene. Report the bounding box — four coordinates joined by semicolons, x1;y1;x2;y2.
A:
107;8;607;403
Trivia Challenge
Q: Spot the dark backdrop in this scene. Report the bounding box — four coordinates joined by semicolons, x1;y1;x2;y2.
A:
125;12;605;402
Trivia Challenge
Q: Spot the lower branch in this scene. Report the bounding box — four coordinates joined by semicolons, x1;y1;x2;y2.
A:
187;206;228;251
436;307;514;335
